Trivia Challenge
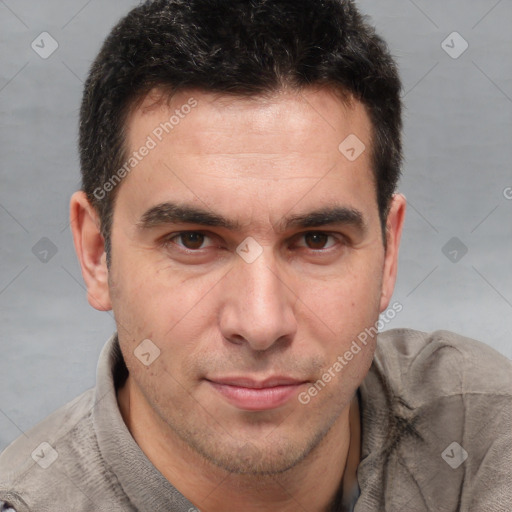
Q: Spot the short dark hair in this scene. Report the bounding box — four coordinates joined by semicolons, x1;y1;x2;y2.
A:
79;0;403;266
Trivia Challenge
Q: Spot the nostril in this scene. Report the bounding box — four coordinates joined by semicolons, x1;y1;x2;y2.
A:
225;333;246;345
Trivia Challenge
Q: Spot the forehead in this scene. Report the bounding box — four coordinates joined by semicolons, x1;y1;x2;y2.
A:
118;86;377;229
128;86;371;159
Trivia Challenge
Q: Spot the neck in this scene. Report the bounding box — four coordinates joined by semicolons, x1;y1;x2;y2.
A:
117;376;360;512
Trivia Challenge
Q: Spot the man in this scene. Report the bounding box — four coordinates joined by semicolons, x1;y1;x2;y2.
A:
0;0;510;511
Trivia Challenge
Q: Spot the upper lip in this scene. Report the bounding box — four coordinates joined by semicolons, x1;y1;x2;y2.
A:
206;376;307;389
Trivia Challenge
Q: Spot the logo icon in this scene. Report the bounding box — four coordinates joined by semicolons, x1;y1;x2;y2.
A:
442;237;468;263
441;32;469;59
31;32;59;59
442;441;468;469
31;442;58;469
236;237;263;264
32;237;58;263
134;339;161;366
338;134;366;162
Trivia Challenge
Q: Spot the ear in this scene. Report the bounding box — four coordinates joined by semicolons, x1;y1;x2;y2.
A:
69;191;112;311
379;193;406;312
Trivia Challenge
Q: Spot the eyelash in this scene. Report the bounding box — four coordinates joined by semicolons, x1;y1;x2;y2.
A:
161;231;346;254
163;232;221;253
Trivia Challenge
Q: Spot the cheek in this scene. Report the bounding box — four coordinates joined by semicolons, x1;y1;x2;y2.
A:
291;257;383;382
297;257;383;328
110;241;206;320
109;253;220;366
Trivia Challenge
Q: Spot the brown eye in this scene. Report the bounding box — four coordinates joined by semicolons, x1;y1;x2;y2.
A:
178;232;206;250
304;232;330;249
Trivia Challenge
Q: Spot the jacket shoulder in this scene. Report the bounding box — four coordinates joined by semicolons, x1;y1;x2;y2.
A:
358;329;512;510
374;328;512;398
0;389;97;512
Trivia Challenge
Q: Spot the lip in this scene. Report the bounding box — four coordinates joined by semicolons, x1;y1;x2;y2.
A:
206;376;307;411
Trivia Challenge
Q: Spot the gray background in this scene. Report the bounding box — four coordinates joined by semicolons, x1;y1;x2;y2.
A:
1;0;511;452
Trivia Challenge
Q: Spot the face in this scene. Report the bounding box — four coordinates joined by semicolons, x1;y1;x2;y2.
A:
74;86;404;475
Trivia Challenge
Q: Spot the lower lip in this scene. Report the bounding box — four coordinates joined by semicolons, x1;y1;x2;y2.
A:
208;381;304;411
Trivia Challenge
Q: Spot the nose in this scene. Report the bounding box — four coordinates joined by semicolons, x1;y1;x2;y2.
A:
219;248;298;352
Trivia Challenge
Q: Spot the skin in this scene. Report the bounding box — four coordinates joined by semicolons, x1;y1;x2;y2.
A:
70;86;405;512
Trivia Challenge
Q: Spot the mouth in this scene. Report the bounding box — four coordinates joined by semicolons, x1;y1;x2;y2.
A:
205;376;308;411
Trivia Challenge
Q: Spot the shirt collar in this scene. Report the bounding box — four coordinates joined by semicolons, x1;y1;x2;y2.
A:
92;332;198;512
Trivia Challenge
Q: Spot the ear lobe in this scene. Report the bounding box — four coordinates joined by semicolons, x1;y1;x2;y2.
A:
69;191;112;311
379;193;406;312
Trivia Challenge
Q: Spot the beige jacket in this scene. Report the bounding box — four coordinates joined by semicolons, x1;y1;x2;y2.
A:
1;329;511;511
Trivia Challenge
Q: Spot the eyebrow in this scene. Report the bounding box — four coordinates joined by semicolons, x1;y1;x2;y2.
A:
136;202;366;234
278;206;365;232
137;203;241;231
